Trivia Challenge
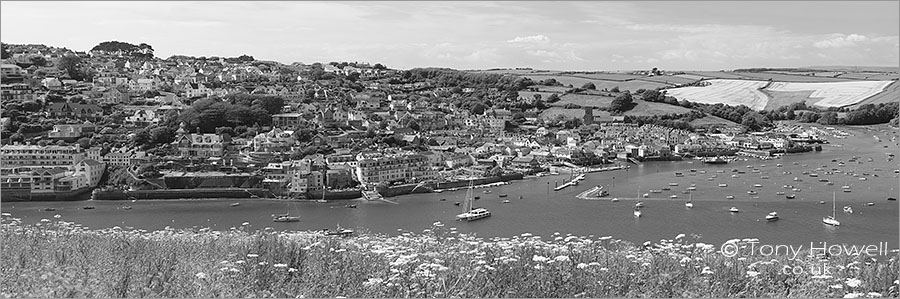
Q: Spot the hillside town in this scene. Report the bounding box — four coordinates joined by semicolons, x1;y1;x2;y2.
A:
0;42;828;201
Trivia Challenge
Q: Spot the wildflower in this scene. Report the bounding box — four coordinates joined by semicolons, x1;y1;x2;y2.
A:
830;284;844;289
220;260;230;264
53;214;61;219
554;255;570;263
258;262;267;266
701;267;714;275
866;292;882;297
235;260;245;264
247;254;259;258
846;278;862;288
335;248;346;253
576;263;589;269
599;236;612;241
40;219;50;223
599;267;609;272
274;263;288;268
195;272;208;279
746;270;760;278
532;255;549;263
363;278;384;287
242;222;250;226
288;268;298;273
844;293;865;298
230;268;241;273
675;233;685;240
534;265;544;270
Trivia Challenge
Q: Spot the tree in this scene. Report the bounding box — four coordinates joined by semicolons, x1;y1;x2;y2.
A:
740;111;771;131
29;56;48;67
581;82;596;90
76;137;92;149
0;43;9;59
57;56;90;81
608;93;634;113
641;89;661;102
817;112;839;125
546;94;560;103
610;86;620;93
469;103;487;115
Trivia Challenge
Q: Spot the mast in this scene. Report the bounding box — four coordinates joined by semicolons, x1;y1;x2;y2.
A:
832;192;836;219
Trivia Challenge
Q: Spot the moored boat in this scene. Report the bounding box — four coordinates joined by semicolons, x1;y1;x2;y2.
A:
765;212;779;222
729;207;740;213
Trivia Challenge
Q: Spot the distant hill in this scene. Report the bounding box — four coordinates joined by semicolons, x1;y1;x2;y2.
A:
90;41;154;58
802;66;900;73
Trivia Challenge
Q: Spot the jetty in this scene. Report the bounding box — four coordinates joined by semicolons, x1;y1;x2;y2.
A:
576;185;609;199
554;173;586;191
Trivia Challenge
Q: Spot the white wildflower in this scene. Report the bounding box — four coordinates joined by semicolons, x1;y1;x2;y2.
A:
746;270;760;278
576;263;589;269
554;255;570;263
846;278;862;288
195;272;208;279
273;263;288;268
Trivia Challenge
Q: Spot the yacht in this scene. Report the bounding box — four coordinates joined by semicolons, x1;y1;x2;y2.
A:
718;183;728;187
670;195;678;199
753;184;763;187
273;215;300;222
765;212;779;222
729;207;740;213
786;194;796;199
726;195;735;199
747;190;757;195
457;180;491;222
669;182;679;186
843;206;853;214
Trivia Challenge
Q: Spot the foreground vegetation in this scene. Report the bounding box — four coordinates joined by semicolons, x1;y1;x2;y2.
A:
1;216;897;298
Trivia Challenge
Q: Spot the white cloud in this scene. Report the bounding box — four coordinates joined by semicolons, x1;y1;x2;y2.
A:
508;35;550;43
814;34;869;48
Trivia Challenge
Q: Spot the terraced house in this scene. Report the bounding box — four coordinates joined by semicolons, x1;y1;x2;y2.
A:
354;152;435;185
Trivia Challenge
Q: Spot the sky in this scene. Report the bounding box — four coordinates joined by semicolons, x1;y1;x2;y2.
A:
2;1;898;71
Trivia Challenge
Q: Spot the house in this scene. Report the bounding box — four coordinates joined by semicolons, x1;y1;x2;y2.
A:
174;131;231;158
0;144;85;167
42;78;63;90
124;107;159;127
73;159;106;188
272;113;306;130
0;83;34;102
184;83;212;98
47;102;103;121
48;123;96;140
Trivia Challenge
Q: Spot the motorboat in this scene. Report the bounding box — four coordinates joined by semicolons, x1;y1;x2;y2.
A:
634;201;645;208
747;190;757;195
499;194;508;198
753;184;763;188
345;204;357;208
633;208;642;218
786;194;796;199
726;195;735;199
611;198;619;202
718;183;728;187
502;199;511;204
324;228;354;237
685;201;693;208
670;195;678;199
669;182;679;186
729;207;740;213
273;215;300;222
230;203;241;207
843;206;853;214
42;208;56;212
765;212;779;222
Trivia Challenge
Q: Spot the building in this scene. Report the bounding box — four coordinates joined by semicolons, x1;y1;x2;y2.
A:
272;113;306;130
73;159;106;188
175;133;230;158
355;152;435;185
289;159;325;195
125;107;160;127
0;83;34;102
103;147;146;167
0;64;24;81
47;102;103;121
48;123;96;140
0;144;84;167
250;128;295;153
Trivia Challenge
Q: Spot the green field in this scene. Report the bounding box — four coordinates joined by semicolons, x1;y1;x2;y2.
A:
683;71;747;79
761;89;822;110
634;76;698;86
622;100;693;117
731;72;855;82
552;93;616;108
522;74;671;92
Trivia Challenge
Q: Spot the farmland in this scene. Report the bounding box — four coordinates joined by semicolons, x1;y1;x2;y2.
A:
847;80;900;109
622;100;693;117
552;93;616;108
765;81;894;108
760;89;819;110
663;79;770;110
688;115;739;127
539;107;592;120
732;72;857;82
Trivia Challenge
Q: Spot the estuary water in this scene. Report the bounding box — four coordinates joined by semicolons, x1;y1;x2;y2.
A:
3;124;898;250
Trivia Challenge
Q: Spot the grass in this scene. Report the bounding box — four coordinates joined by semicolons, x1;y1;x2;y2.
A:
765;81;894;108
732;72;855;83
623;100;693;117
688;115;739;127
522;75;671;92
2;217;898;298
761;89;821;111
553;94;616;108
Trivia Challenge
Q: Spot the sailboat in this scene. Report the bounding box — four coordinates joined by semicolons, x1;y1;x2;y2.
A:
823;192;840;226
633;206;642;218
456;178;491;221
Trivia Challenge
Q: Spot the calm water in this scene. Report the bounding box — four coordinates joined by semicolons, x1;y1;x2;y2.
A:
3;125;898;249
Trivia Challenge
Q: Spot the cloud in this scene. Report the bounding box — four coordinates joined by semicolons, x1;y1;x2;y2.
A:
814;34;869;48
508;35;550;43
